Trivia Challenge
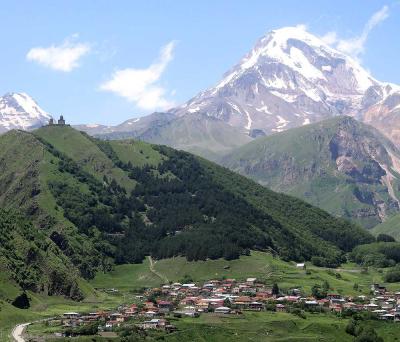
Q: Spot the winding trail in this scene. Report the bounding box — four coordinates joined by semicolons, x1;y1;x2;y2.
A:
148;256;169;283
11;323;30;342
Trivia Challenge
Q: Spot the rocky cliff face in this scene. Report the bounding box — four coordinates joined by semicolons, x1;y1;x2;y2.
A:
222;117;400;228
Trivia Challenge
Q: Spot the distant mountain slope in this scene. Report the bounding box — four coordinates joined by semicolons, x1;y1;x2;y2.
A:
371;214;400;241
78;113;252;160
75;112;176;137
0;126;373;288
222;117;400;228
0;93;51;133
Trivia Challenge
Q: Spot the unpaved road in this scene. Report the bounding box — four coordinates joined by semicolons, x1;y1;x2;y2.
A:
148;256;169;283
11;322;30;342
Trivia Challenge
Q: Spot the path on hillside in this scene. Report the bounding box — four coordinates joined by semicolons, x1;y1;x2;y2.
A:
11;322;30;342
12;317;55;342
148;256;169;283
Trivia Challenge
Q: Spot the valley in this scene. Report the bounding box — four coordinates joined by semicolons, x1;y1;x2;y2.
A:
1;10;400;341
4;251;400;341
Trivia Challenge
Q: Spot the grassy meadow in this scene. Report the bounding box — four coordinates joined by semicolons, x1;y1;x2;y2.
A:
3;251;399;341
91;251;387;296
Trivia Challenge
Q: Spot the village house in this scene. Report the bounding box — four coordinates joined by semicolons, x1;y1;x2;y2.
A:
63;312;81;320
174;306;199;317
246;278;257;286
215;306;231;314
304;300;318;307
249;301;264;311
196;300;210;312
124;304;138;317
317;299;330;307
233;296;251;309
371;284;387;295
109;313;125;323
138;318;168;330
144;310;157;318
364;303;379;311
255;291;273;301
276;304;286;312
158;300;173;313
143;301;158;312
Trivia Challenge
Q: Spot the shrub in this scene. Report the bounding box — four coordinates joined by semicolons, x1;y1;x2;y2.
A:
311;256;340;268
345;319;356;336
384;270;400;282
376;233;395;242
272;283;279;296
291;308;306;319
11;292;30;309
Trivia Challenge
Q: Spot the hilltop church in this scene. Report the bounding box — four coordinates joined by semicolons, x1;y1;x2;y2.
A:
48;115;67;126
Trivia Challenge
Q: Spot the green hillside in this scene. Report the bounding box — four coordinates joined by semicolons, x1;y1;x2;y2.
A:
92;251;385;296
371;214;400;240
222;116;400;229
0;125;373;301
0;209;82;298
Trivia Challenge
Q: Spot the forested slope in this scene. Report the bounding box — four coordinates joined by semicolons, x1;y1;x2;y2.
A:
0;209;82;300
0;126;374;298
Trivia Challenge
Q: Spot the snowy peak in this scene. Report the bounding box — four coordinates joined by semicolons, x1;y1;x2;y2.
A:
0;92;52;132
239;26;335;75
172;25;399;143
218;25;376;94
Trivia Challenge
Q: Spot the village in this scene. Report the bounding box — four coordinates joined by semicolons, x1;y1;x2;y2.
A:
43;276;400;339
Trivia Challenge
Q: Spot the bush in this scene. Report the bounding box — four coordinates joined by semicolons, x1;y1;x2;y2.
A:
345;319;356;336
345;317;383;342
384;270;400;282
272;283;279;296
349;242;400;267
291;308;306;319
11;292;30;309
65;322;99;336
354;326;383;342
311;256;340;268
376;233;395;242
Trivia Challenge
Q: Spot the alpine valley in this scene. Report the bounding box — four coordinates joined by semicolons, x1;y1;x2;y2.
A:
2;23;400;342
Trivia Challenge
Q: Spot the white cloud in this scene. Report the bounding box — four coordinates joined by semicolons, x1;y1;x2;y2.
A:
321;5;389;60
100;41;176;111
27;35;91;72
320;31;338;46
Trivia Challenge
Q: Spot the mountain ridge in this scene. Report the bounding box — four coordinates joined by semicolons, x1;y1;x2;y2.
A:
222;116;400;228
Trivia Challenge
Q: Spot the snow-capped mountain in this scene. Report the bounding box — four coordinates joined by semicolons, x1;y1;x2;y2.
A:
172;26;400;142
0;93;52;133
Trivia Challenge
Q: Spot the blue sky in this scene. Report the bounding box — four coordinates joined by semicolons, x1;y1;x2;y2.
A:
0;0;399;125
